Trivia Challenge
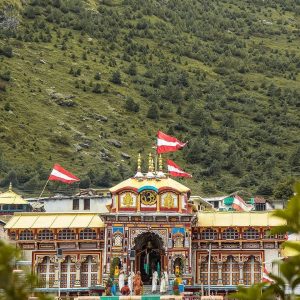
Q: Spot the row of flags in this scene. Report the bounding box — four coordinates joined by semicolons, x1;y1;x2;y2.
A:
47;131;191;185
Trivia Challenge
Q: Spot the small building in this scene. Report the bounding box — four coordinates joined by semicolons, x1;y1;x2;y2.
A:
0;183;32;215
26;188;111;213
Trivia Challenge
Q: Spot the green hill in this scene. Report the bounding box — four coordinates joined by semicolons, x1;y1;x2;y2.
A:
0;0;299;198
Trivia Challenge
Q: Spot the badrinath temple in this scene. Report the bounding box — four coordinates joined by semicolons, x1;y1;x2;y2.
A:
4;156;287;297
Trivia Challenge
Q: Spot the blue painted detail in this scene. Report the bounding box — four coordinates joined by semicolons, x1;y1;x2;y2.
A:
172;227;185;234
113;227;124;233
138;186;158;193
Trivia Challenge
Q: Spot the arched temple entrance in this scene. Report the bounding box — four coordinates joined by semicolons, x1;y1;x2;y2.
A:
133;232;165;284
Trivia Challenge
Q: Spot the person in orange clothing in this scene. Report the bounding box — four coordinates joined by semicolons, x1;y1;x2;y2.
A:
121;281;131;296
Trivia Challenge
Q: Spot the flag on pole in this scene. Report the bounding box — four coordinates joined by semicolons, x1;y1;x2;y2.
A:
167;160;192;177
262;267;274;283
232;195;253;212
157;131;186;154
48;164;80;184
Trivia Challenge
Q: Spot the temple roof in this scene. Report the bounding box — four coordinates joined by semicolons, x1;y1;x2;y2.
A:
196;211;285;227
5;212;104;229
109;177;190;194
0;183;28;205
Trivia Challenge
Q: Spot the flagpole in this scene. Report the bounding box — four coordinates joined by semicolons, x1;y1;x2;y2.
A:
38;179;49;200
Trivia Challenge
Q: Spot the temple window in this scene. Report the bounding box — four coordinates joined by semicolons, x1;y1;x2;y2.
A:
79;228;96;240
61;256;76;288
243;228;260;239
263;229;275;239
198;256;218;285
84;198;90;210
222;256;239;285
58;229;75;240
37;256;55;288
173;233;184;248
277;233;286;239
38;229;54;240
222;228;239;240
81;256;98;287
201;228;218;240
73;198;79;210
19;229;34;240
113;233;123;247
10;231;16;240
243;256;261;285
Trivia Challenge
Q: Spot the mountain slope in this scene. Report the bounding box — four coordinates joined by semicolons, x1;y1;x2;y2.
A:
0;0;299;197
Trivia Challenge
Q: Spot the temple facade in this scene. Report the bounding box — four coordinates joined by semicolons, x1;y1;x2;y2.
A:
4;156;286;296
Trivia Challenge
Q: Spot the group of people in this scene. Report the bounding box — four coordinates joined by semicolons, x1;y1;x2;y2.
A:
116;269;169;295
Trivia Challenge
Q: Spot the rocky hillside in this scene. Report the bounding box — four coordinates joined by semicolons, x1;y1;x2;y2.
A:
0;0;299;198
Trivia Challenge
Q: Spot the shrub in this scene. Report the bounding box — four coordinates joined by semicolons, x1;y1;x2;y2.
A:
110;71;122;85
0;46;13;58
124;97;139;112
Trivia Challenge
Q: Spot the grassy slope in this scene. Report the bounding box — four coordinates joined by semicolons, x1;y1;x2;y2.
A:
0;0;299;196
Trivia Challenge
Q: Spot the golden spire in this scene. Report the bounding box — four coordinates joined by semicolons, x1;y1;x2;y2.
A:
137;153;141;172
9;182;12;192
159;154;163;171
148;153;153;172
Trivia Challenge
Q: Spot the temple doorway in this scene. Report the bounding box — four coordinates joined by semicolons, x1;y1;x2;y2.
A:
134;232;165;284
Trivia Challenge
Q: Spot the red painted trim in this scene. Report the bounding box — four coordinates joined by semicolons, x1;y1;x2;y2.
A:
113;187;139;193
158;187;181;193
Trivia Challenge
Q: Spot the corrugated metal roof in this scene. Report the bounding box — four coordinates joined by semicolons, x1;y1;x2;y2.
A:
196;211;285;227
5;213;104;229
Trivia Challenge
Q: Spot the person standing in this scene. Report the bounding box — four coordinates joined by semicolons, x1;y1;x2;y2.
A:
133;271;143;295
152;270;158;293
160;268;169;294
119;269;125;292
121;281;131;296
128;271;135;295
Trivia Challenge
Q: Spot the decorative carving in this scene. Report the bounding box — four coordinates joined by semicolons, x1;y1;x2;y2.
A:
123;192;134;207
173;234;184;248
140;190;157;206
130;229;167;248
113;234;123;247
164;193;174;208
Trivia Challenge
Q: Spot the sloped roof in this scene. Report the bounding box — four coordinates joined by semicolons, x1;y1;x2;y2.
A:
0;184;28;205
109;177;190;194
196;211;285;227
5;212;104;229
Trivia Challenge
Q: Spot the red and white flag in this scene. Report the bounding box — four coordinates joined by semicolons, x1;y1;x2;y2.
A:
48;164;80;184
232;195;253;212
157;131;187;154
167;160;192;177
262;267;274;284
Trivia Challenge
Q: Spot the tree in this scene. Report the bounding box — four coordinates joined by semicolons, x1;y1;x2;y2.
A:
79;177;91;189
98;169;112;187
0;241;52;300
124;97;139;112
110;71;122;85
127;62;137;76
146;103;159;120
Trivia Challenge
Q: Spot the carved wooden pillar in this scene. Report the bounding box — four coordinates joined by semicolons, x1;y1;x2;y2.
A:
74;260;82;287
239;262;244;284
217;261;223;285
52;260;60;288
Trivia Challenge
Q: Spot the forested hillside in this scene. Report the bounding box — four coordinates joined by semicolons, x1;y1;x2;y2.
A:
0;0;299;198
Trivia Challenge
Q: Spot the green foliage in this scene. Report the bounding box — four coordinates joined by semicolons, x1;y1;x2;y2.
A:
110;70;122;85
0;0;299;196
231;183;300;300
0;240;52;300
124;97;139;112
147;103;159;120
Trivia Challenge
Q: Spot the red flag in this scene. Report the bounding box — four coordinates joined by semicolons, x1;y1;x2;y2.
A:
167;160;192;177
232;195;253;212
262;267;274;284
157;131;187;154
48;164;80;184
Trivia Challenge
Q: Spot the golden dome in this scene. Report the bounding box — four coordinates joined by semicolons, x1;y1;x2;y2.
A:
0;183;28;205
109;177;190;194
